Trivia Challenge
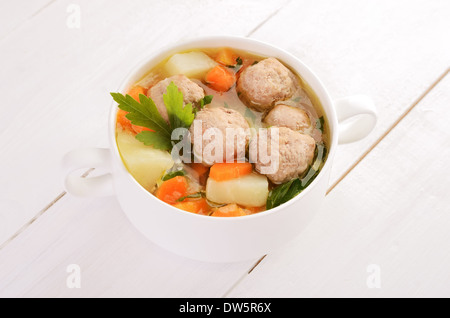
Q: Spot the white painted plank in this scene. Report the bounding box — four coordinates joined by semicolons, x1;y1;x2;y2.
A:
0;0;52;40
0;194;257;297
0;0;288;245
227;73;450;297
248;0;450;184
0;0;449;298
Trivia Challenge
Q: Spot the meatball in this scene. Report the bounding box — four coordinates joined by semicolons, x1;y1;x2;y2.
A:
148;74;204;122
189;107;250;165
264;104;311;131
236;57;298;112
249;127;316;184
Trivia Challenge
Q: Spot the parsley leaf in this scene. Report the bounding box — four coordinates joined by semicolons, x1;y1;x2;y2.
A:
134;130;171;151
164;82;195;130
111;93;171;138
111;82;198;151
266;144;327;210
199;95;213;109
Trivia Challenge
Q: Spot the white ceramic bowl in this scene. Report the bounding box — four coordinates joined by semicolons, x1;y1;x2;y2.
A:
63;36;377;263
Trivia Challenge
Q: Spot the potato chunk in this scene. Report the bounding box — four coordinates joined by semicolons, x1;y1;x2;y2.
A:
206;173;269;207
165;51;217;78
117;131;174;191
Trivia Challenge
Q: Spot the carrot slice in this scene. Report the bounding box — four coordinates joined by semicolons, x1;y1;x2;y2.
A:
215;48;238;66
211;204;247;217
117;109;132;131
209;162;253;182
127;85;147;101
173;198;210;215
117;86;151;133
188;163;210;185
131;125;154;134
118;110;154;134
126;86;154;134
156;176;188;205
205;65;236;92
190;163;209;176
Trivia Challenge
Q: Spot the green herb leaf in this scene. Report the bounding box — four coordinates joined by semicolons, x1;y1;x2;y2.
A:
266;143;328;210
266;178;301;210
135;130;172;151
164;82;195;130
112;82;197;151
161;169;186;181
111;92;171;139
316;116;325;133
176;192;204;202
226;57;243;72
311;143;326;171
199;95;213;109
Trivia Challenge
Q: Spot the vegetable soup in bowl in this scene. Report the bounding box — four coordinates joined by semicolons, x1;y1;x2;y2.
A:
63;36;377;262
113;47;329;216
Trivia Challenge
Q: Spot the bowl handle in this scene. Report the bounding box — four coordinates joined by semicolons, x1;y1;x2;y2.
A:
334;95;377;144
62;148;114;197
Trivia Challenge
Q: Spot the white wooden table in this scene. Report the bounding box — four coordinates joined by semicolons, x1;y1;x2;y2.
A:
0;0;449;298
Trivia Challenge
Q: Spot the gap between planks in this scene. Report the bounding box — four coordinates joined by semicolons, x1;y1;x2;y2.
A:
0;0;291;252
0;191;66;251
327;67;450;195
0;0;57;43
1;68;448;277
0;0;447;297
1;67;448;287
0;168;93;251
225;66;450;296
245;0;292;37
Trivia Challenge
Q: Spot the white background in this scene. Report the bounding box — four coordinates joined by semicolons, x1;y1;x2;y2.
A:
0;0;449;297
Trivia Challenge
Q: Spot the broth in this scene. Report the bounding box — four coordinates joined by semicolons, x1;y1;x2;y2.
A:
113;47;328;217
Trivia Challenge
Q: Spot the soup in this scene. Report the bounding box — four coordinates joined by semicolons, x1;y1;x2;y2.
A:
112;47;328;217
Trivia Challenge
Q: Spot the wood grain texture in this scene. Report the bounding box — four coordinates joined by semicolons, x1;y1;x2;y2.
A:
227;74;450;297
0;0;54;40
248;0;450;185
0;0;289;245
0;194;258;297
0;0;449;297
